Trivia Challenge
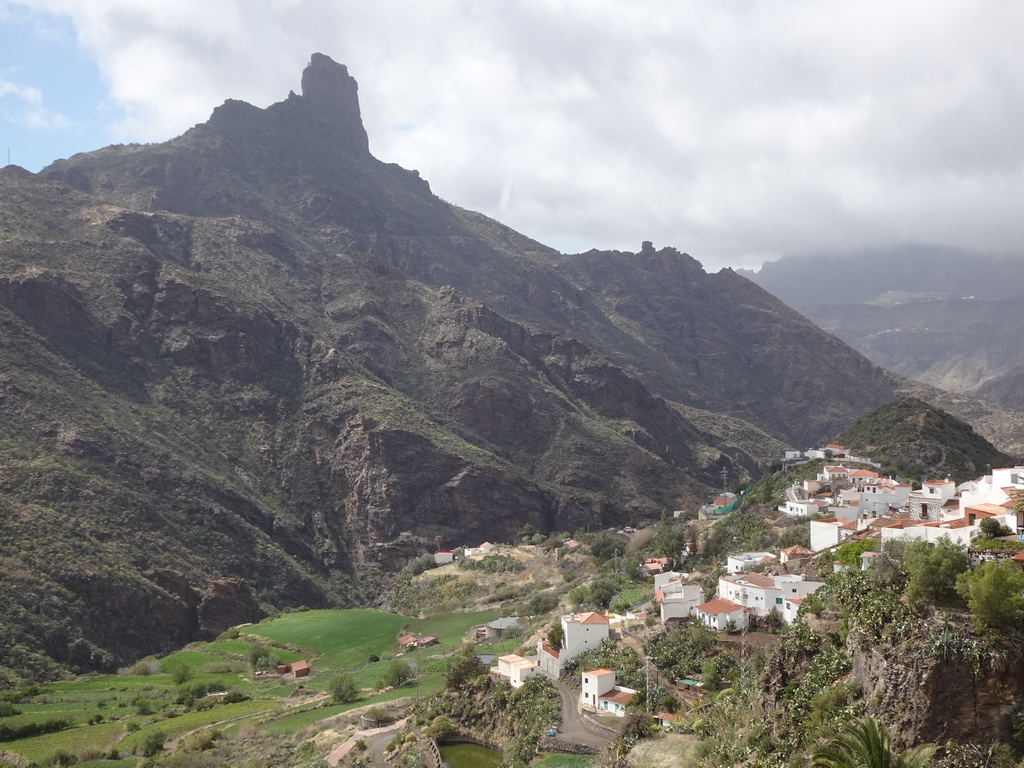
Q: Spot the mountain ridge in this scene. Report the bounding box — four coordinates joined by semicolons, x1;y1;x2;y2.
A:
0;53;1020;682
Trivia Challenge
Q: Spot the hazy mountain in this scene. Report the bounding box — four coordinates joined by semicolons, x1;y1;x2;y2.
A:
740;246;1024;402
0;54;1018;681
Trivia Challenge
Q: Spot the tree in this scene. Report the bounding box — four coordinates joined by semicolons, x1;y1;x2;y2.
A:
956;559;1024;632
546;621;564;650
171;665;193;685
382;659;413;688
980;517;1006;538
653;511;685;560
902;537;969;605
811;716;936;768
248;643;279;670
141;729;169;757
445;653;485;689
364;706;392;727
329;673;360;703
834;539;875;566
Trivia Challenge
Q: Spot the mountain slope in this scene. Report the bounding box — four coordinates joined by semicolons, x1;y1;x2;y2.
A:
0;54;1014;681
833;397;1012;482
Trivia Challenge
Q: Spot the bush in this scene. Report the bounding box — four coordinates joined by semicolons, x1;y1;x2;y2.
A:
980;517;1009;538
382;659;413;688
171;665;193;685
248;643;280;670
140;729;168;757
957;559;1024;632
329;673;359;703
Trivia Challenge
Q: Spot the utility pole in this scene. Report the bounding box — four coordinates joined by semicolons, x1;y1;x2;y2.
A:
645;654;651;712
720;466;729;492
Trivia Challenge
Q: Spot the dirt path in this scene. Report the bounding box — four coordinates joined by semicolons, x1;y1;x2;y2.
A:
552;680;617;749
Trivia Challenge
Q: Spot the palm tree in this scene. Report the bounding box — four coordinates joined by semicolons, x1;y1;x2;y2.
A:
811;716;936;768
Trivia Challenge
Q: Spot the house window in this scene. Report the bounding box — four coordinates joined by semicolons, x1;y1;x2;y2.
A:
775;597;783;604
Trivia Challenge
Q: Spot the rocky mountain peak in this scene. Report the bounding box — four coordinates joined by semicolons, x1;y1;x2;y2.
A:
299;52;369;153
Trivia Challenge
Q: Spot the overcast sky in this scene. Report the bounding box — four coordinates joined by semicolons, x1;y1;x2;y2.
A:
2;1;1023;270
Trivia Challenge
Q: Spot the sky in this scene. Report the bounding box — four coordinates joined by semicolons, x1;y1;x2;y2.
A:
2;1;1023;271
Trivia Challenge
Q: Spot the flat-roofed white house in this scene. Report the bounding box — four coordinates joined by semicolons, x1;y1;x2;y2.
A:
656;580;703;624
537;611;610;678
495;654;537;688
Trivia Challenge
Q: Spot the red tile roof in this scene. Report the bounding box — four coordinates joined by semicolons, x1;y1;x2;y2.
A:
541;644;559;659
696;598;743;615
600;689;635;706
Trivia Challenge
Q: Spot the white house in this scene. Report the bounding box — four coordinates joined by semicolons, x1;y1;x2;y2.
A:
464;541;496;557
726;551;775;574
782;596;804;624
657;582;703;624
580;668;637;717
878;521;978;548
694;598;745;631
653;571;684;591
718;573;824;623
537;612;610;678
779;545;814;563
810;518;858;552
433;550;454;565
495;654;537;688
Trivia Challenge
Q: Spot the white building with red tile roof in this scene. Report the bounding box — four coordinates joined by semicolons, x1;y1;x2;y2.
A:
718;573;824;623
693;598;745;631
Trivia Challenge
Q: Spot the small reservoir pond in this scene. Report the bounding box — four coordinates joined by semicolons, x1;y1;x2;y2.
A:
439;741;502;768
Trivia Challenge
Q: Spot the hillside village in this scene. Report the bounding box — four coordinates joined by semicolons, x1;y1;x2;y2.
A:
475;444;1024;733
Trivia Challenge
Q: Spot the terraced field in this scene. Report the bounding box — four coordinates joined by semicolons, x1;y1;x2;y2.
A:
0;608;500;763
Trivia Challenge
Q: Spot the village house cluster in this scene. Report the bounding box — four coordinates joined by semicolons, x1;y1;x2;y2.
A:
778;449;1024;549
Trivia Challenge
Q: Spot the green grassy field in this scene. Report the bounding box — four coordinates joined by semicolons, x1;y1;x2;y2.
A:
259;677;445;734
247;609;410;668
0;608;497;762
247;608;497;669
2;720;128;761
117;699;278;754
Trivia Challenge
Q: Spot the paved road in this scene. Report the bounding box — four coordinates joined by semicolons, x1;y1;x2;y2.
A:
552;680;617;749
326;717;409;766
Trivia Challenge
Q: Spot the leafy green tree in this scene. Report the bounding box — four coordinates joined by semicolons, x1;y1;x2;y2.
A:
653;511;685;560
140;729;169;757
980;517;1007;538
956;559;1024;632
902;537;969;605
364;706;392;727
329;673;360;703
590;533;626;562
546;621;564;650
811;716;935;767
382;659;413;688
248;643;279;670
834;539;875;566
445;653;485;689
171;665;193;685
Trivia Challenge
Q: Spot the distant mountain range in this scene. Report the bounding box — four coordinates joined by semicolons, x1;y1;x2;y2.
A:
739;245;1024;406
1;54;1022;681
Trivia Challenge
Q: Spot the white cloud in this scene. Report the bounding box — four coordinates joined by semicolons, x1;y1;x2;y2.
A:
0;76;68;129
12;0;1024;268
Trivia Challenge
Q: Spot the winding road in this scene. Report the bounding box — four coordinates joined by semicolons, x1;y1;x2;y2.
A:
552;680;618;749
